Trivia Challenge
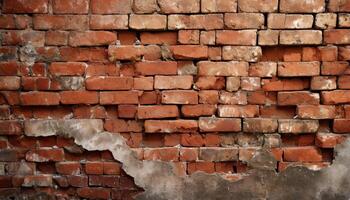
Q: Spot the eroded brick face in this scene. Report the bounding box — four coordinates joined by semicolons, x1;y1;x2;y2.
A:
0;0;350;199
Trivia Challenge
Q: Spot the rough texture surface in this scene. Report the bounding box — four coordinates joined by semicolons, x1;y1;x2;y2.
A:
0;0;350;199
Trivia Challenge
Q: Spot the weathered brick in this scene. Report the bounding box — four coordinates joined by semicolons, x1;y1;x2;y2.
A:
26;148;64;162
34;15;88;30
241;77;261;91
310;76;337;90
198;61;248;76
68;31;117;47
181;105;216;117
20;92;60;105
280;0;325;13
328;0;350;12
199;117;241;132
56;162;81;175
168;14;224;30
108;45;161;61
243;118;278;133
155;76;193;89
0;121;22;135
53;0;89;14
297;105;336;119
158;0;199;13
0;76;20;90
316;132;346;148
278;62;320;77
199;147;238;161
161;90;198;104
268;14;313;29
216;30;256;45
170;45;208;60
86;77;133;90
144;148;179;161
284;147;323;162
280;30;322;45
178;30;199;44
137;106;179;119
49;62;86;76
100;91;138;105
23;175;53;187
226;77;240;91
315;13;337;29
3;0;48;14
278;91;320;105
91;0;132;14
322;90;350;104
324;30;350;44
238;0;278;12
195;76;225;90
222;46;262;62
258;30;279;46
278;119;319;133
333;119;350;133
202;0;237;12
90;15;128;30
218;105;259;118
144;120;198;133
219;91;247;105
2;30;45;47
225;13;264;29
249;62;277;77
129;14;167;30
132;0;158;13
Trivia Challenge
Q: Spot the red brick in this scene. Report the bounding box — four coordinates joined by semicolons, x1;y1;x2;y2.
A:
138;105;179;119
238;0;278;12
218;105;259;118
278;62;320;77
180;148;198;161
297;105;336;119
311;76;337;90
158;0;199;13
284;147;323;162
0;121;22;135
133;77;153;90
328;0;350;12
53;0;89;14
338;75;350;89
0;76;20;90
85;162;103;175
0;15;16;29
333;119;350;133
86;63;119;77
316;133;346;148
155;76;193;89
195;76;225;90
56;162;81;175
49;62;86;76
145;120;198;133
132;0;158;13
168;14;224;30
202;0;237;12
188;162;215;174
108;45;161;61
26;148;64;162
280;0;325;13
22;175;52;187
90;15;128;30
144;147;179;161
249;62;277;77
268;14;313;29
199;117;241;132
161;90;198;104
262;78;309;91
104;119;142;132
130;14;167;30
278;91;320;105
325;30;350;44
140;32;178;45
178;30;200;44
86;77;133;90
60;47;107;62
20;92;60;105
3;0;48;14
170;45;208;60
135;61;177;75
0;61;19;75
322;90;350;104
278;119;319;133
243;118;278;133
199;147;238;161
100;91;138;105
103;162;121;175
77;187;110;199
2;30;45;47
219;91;247;105
199;90;219;104
34;15;88;30
321;62;350;75
69;31;117;47
225;13;264;29
181;105;216;117
91;0;132;14
198;61;248;76
45;31;68;46
216;30;256;45
60;91;98;105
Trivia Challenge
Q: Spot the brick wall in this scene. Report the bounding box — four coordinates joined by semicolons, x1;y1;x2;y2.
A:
0;0;350;199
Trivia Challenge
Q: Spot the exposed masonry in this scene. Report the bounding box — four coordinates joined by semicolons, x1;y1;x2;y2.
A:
1;0;350;199
24;119;350;200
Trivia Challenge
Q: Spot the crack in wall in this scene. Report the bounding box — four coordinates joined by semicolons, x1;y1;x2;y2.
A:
24;119;350;200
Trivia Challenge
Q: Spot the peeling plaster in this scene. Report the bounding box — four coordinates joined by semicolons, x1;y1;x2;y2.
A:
20;120;350;200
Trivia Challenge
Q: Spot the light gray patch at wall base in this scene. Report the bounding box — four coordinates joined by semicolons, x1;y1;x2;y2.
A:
22;120;350;200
